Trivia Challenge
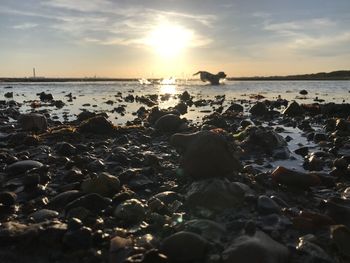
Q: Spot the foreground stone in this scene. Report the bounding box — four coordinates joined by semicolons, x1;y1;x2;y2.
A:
18;113;48;132
171;130;241;179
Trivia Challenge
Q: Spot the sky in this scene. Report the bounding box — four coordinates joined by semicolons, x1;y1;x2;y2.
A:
1;0;350;78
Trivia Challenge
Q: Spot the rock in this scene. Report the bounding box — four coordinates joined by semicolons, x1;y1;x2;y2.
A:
299;90;308;95
48;190;83;210
283;101;304;117
330;225;350;257
65;193;112;214
161;231;208;262
114;199;146;224
257;195;280;215
0;192;17;206
303;155;324;171
222;229;289;263
29;209;59;222
171;130;241;179
240;126;289;159
81;172;120;197
313;133;327;143
271;166;320;188
6;160;43;176
179;91;191;102
38;92;54;101
4;92;13;98
18;113;48;132
333;157;348;170
249;102;268;116
174;102;188;115
294;146;309;157
324;198;350;227
181;219;226;242
296;235;332;262
63;226;93;249
155;114;184;133
77;116;116;135
77;111;97;122
226;103;244;112
55;142;77;156
185;178;248;211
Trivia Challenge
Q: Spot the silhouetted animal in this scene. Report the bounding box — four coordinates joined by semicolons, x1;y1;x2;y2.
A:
193;71;227;85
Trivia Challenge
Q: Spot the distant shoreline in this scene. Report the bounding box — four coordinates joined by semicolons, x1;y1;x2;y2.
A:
1;70;350;82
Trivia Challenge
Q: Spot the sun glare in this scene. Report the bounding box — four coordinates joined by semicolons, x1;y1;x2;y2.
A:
146;23;192;58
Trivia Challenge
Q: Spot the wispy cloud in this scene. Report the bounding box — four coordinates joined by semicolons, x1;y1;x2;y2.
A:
12;22;38;29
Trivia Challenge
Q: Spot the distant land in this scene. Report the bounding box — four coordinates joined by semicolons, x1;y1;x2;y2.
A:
1;70;350;82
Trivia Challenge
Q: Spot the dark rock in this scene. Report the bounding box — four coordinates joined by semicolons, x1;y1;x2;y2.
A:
63;226;93;249
81;172;120;197
257;195;280;215
48;190;83;210
18;113;48;132
29;209;59;222
77;116;116;135
4;92;13;98
161;231;208;262
226;103;244;112
155;114;184;133
181;219;226;241
38;92;54;101
174;102;188;115
294;147;309;157
249;102;268;116
179;91;191;102
283;101;304;117
6;160;43;176
185;178;248;211
313;133;327;143
171;130;241;179
114;198;146;224
222;229;289;263
271;166;320;188
0;192;17;206
55;142;77;156
65;193;112;214
299;90;308;95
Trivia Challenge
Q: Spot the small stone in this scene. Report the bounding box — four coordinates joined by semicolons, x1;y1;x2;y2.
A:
271;166;320;188
0;192;17;206
56;142;77;156
114;199;146;224
299;90;308;95
257;195;280;215
161;231;208;262
65;193;112;214
6;160;43;176
81;172;120;197
226;103;244;112
29;209;59;222
331;225;350;257
63;226;93;249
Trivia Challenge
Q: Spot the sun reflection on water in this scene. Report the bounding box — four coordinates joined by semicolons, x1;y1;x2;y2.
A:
159;84;176;94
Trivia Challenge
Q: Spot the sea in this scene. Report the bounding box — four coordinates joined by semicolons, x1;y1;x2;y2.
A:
1;80;349;125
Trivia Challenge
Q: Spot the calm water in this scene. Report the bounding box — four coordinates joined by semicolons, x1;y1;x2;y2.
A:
1;80;349;124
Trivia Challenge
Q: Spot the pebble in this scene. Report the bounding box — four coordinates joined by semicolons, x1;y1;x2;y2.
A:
114;198;146;224
6;160;43;176
257;195;280;215
161;231;208;262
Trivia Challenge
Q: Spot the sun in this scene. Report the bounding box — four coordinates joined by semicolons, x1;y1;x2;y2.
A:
145;23;193;58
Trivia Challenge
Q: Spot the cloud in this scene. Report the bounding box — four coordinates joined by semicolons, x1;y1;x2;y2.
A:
12;22;38;29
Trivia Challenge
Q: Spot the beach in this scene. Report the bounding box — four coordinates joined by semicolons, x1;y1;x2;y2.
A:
1;80;350;262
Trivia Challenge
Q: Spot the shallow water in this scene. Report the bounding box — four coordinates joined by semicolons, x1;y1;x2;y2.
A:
1;80;349;125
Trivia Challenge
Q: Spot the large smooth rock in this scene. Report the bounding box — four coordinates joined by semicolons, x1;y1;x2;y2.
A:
81;172;120;197
6;160;43;176
222;230;289;263
161;231;208;262
77;116;116;135
155;114;184;133
185;178;248;211
171;130;241;179
18;113;48;132
330;225;350;257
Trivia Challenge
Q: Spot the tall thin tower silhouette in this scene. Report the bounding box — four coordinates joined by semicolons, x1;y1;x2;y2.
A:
33;68;36;78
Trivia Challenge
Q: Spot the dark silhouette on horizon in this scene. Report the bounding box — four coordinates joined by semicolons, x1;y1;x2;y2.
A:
193;71;227;85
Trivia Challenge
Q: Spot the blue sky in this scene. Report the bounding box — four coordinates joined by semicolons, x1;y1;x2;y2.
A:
1;0;350;77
